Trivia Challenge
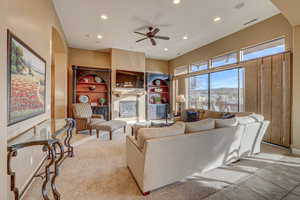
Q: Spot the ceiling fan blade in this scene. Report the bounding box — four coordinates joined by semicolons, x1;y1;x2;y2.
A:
150;38;156;46
154;36;170;40
136;38;148;43
134;31;147;36
152;28;160;35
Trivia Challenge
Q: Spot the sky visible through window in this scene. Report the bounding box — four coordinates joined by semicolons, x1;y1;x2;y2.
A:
191;69;239;90
241;45;285;61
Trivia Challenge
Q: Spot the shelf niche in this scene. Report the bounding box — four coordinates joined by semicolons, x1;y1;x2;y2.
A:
146;73;171;120
72;66;111;120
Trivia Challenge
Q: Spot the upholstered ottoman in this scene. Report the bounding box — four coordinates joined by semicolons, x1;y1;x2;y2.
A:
92;120;127;140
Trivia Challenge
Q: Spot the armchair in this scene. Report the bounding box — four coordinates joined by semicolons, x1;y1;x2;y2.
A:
72;103;105;134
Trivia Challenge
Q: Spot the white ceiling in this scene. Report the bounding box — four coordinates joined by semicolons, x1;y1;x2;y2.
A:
52;0;280;60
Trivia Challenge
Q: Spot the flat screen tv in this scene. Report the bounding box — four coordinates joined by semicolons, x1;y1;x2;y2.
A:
116;70;144;88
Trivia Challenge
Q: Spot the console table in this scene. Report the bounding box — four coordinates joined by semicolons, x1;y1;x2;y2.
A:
7;118;76;200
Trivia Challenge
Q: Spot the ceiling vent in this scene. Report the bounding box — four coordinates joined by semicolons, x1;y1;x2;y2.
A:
244;18;258;26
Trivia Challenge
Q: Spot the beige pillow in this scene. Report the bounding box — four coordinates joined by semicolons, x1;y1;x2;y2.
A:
203;110;224;119
137;122;185;149
185;119;215;133
215;118;238;128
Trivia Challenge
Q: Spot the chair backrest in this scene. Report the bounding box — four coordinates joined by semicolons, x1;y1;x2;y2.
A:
72;103;93;118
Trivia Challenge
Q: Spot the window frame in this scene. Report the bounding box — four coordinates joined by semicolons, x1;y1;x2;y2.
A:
174;65;189;76
210;51;239;68
240;37;286;62
188;67;245;112
189;61;209;73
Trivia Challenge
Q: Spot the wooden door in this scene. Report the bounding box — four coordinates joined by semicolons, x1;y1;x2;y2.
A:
244;52;291;147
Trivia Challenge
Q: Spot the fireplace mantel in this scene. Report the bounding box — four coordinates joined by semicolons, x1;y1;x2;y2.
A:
112;88;146;97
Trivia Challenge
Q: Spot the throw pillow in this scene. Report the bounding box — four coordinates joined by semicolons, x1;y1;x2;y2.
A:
222;113;235;119
186;111;199;122
215;118;238;128
137;122;185;149
203;110;224;119
185;119;215;134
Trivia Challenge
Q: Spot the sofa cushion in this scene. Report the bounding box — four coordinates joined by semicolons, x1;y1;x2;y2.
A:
185;119;215;133
236;116;257;125
250;114;264;122
137;122;185;149
215;118;238;128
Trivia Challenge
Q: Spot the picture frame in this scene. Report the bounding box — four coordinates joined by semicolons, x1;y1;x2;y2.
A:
7;30;47;126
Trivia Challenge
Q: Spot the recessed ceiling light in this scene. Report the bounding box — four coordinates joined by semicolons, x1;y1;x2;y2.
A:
101;14;108;20
97;35;103;39
214;17;221;22
164;48;169;51
183;36;188;40
173;0;181;5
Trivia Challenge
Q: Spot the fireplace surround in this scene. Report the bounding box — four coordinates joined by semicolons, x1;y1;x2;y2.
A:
119;100;138;118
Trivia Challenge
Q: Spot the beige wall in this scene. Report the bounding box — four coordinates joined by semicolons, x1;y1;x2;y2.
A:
146;58;169;74
111;48;145;73
1;0;68;199
292;25;300;151
0;0;8;199
52;28;68;131
272;0;300;26
169;14;293;73
68;48;111;68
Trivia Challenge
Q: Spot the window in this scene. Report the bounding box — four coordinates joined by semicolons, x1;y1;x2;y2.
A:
174;65;188;76
190;61;208;72
241;38;285;61
188;74;209;109
239;68;245;112
188;68;244;112
212;52;237;68
210;68;244;112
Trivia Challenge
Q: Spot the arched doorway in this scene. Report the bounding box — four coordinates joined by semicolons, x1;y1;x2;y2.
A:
51;27;68;132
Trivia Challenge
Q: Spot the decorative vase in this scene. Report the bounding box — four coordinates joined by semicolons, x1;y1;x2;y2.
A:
89;85;96;90
99;98;106;106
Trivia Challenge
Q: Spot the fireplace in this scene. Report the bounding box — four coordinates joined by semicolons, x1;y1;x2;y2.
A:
119;100;137;118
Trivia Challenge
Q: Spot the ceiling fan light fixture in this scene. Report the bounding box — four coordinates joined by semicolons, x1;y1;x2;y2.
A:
173;0;181;5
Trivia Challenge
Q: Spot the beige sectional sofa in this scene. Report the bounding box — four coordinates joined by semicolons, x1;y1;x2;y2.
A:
126;111;269;194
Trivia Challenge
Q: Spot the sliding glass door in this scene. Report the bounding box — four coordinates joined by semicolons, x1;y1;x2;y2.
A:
188;68;244;112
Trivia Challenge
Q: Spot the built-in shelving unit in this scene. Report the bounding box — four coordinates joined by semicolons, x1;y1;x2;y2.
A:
146;73;171;120
72;66;111;120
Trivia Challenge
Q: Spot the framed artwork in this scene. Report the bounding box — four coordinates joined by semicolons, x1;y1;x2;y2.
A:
7;30;46;126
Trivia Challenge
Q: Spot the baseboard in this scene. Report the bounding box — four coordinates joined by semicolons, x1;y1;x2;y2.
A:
291;147;300;156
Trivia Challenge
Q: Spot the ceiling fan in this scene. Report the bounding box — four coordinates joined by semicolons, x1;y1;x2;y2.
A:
134;27;170;46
